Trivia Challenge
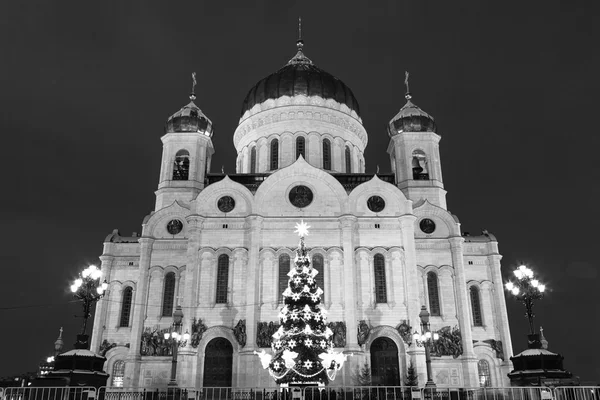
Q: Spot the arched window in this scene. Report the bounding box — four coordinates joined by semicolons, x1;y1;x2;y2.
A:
173;150;190;180
111;360;125;387
216;255;229;304
312;254;324;298
323;139;331;170
270;139;279;170
427;271;441;316
470;286;483;326
119;286;133;327
278;254;290;303
250;147;256;173
478;360;491;387
345;146;351;173
374;254;387;303
162;272;176;317
412;149;429;180
296;137;306;159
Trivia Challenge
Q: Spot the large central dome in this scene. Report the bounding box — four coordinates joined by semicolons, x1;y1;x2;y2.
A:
240;40;360;117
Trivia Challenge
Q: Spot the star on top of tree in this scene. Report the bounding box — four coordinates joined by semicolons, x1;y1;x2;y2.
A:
294;220;311;237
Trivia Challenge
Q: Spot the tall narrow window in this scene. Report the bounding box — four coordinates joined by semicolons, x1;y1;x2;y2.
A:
323;139;331;170
312;254;324;298
374;254;387;303
278;254;291;303
216;254;229;304
250;147;256;173
119;287;133;327
173;150;190;180
270;139;279;170
470;286;483;326
478;360;491;387
162;272;176;317
427;271;441;316
111;360;125;387
345;146;351;173
296;137;306;159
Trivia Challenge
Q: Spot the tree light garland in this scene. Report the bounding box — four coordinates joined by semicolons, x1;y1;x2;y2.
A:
254;221;350;385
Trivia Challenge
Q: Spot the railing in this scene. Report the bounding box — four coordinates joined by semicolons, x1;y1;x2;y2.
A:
2;387;97;400
1;387;598;400
555;387;600;400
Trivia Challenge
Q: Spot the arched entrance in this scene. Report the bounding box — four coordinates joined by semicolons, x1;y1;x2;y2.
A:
203;338;233;387
370;337;401;386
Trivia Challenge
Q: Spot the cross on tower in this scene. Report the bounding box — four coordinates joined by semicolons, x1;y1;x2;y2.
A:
190;72;197;101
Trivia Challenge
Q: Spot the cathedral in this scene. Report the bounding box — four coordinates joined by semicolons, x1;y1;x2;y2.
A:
90;36;514;389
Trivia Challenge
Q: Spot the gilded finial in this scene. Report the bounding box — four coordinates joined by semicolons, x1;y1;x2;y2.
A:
296;17;304;51
404;71;411;100
190;72;197;101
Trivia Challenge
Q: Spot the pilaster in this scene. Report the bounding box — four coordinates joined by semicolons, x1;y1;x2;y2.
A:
449;237;478;387
340;216;359;351
238;216;263;387
488;252;514;367
178;215;204;387
90;255;114;353
125;237;154;388
398;215;421;330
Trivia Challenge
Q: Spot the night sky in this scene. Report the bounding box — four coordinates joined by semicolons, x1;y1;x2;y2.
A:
1;0;599;383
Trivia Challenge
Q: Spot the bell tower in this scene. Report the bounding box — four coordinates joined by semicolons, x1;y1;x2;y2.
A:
387;72;447;209
155;73;215;211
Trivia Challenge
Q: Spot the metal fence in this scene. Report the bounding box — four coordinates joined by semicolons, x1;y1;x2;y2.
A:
2;387;97;400
1;387;598;400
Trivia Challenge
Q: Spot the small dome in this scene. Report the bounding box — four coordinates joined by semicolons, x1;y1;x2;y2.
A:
241;40;360;117
165;99;213;137
388;94;436;136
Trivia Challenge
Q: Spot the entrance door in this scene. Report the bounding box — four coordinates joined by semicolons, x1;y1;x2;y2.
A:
370;337;400;386
203;338;233;387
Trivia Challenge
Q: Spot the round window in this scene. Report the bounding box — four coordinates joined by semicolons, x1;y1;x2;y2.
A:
367;195;385;212
167;219;183;235
419;218;436;234
289;185;314;208
217;196;235;213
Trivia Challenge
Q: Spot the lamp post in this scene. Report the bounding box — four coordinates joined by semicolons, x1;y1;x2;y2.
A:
504;264;545;335
164;304;190;387
70;265;108;349
413;305;439;388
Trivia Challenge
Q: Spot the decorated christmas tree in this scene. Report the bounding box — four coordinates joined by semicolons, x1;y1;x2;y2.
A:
255;221;348;386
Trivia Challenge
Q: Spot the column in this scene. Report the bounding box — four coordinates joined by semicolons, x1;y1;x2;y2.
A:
90;254;114;353
488;250;514;362
178;216;204;387
448;236;478;387
239;216;263;386
339;216;359;351
125;237;154;388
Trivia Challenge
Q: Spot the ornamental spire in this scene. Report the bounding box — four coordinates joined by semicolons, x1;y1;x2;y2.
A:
404;71;412;100
190;72;197;101
288;17;312;65
54;327;64;355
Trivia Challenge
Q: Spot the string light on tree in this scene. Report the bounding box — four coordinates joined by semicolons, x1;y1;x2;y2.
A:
254;220;350;386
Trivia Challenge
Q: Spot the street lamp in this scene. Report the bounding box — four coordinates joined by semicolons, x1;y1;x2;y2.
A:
413;305;439;388
504;264;545;335
163;304;190;387
70;265;108;349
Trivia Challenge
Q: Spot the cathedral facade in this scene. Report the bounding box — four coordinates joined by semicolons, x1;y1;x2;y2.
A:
90;39;513;388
